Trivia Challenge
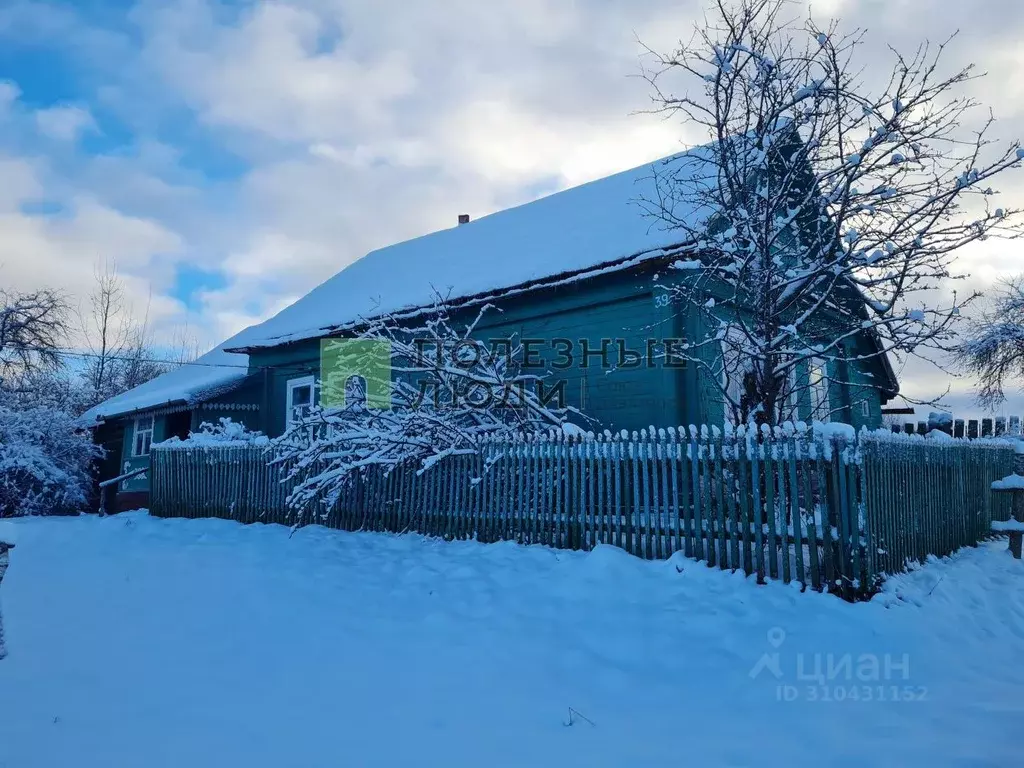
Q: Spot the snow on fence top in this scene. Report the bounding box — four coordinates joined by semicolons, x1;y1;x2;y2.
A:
991;474;1024;491
155;418;270;449
150;421;1016;465
991;517;1024;532
225;148;716;351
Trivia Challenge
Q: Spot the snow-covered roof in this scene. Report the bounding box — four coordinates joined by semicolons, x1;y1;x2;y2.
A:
82;150;713;424
228;149;716;351
79;339;251;424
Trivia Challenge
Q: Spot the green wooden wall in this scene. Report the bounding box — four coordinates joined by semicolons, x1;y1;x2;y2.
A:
244;264;888;437
116;378;265;494
119;414;168;493
248;267;697;436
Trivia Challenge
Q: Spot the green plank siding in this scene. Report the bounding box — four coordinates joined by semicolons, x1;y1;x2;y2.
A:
119;413;168;493
244;265;891;437
477;291;678;432
113;377;266;495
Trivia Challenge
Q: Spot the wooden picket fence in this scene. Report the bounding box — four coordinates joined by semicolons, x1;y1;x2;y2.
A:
892;413;1024;439
149;426;1015;600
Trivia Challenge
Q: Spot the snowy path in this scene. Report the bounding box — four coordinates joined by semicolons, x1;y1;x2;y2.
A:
1;513;1022;767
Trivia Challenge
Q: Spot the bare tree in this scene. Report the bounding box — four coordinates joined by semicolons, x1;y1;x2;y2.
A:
641;0;1024;425
0;288;69;390
116;327;170;394
956;276;1024;408
81;260;132;395
275;299;570;516
165;322;202;367
79;261;183;406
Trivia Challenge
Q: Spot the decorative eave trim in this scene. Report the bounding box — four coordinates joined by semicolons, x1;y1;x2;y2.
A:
147;403;192;418
198;402;261;411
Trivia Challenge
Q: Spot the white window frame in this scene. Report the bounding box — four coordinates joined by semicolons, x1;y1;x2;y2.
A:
718;327;750;419
132;414;155;457
286;376;316;430
809;358;830;422
778;366;799;423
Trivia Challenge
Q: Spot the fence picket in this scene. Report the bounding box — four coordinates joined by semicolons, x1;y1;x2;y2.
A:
763;438;778;581
776;436;791;584
668;431;681;556
726;432;740;570
803;437;821;591
737;429;753;577
750;431;765;583
788;433;805;588
713;430;728;570
689;429;704;562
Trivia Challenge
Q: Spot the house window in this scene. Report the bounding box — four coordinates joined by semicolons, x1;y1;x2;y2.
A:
345;375;367;409
719;328;752;421
809;359;830;422
132;414;155;456
286;376;315;429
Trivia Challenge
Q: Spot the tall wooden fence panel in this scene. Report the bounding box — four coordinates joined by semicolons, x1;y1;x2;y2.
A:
150;427;1016;599
860;433;1013;580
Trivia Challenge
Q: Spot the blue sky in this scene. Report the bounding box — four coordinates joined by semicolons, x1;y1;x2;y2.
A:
1;0;1023;416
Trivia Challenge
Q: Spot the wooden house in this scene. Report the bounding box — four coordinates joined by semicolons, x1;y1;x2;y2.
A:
82;148;899;510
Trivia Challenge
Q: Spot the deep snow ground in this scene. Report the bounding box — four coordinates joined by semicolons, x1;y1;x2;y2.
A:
1;513;1022;767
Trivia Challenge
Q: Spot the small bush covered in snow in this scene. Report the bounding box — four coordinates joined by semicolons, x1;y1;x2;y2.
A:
0;401;102;517
157;418;268;449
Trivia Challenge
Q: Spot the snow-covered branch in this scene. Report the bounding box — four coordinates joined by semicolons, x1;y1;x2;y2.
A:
0;288;69;390
957;277;1024;408
274;299;571;516
0;396;102;517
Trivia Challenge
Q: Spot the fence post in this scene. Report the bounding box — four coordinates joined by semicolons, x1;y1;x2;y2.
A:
0;540;13;660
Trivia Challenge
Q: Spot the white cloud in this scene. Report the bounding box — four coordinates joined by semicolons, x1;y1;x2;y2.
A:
34;105;97;142
2;0;1024;409
0;81;19;114
0;164;185;322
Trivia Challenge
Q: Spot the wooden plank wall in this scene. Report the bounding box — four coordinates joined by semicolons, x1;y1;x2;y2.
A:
150;427;1015;600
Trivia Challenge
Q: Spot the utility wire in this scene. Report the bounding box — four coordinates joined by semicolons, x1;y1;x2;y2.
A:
1;343;318;375
1;343;251;369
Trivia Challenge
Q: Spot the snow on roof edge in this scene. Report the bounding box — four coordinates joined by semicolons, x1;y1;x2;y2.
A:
225;147;717;352
79;342;253;425
226;238;697;352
